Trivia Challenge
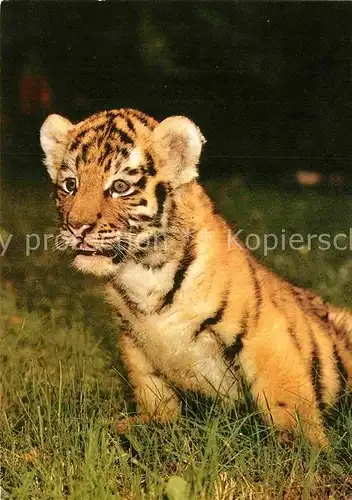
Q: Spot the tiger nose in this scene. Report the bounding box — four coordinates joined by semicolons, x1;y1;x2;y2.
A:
68;223;94;238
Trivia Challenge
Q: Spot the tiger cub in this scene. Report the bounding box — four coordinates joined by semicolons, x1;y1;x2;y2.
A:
40;109;352;447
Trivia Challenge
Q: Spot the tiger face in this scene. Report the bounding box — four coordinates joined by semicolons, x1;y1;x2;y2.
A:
40;109;205;275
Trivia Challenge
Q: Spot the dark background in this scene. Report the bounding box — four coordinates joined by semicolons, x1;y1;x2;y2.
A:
2;1;352;184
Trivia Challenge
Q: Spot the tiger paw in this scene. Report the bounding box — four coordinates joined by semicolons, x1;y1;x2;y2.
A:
116;414;151;434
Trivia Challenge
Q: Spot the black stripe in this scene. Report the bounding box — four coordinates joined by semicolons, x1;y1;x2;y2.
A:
134;249;146;259
158;237;195;310
93;122;107;147
100;141;114;164
247;258;262;324
271;293;301;351
106;110;119;119
125;116;136;134
287;326;301;351
223;333;245;363
81;144;88;163
194;293;229;339
311;340;325;412
139;214;153;222
120;147;130;159
145;152;156;176
101;142;112;162
136;177;147;189
113;283;139;314
223;312;248;363
112;254;125;265
127;109;156;130
60;164;72;173
69;129;89;151
126;168;139;176
117;129;134;146
105;116;117;137
56;185;69;195
167;197;177;224
154;182;167;222
333;344;348;401
294;288;327;412
290;286;318;352
127;225;140;234
103;142;113;160
97;135;104;148
104;159;112;172
94;123;107;134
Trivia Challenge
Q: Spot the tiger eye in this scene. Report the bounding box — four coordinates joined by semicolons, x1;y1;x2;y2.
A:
63;177;77;194
111;179;130;195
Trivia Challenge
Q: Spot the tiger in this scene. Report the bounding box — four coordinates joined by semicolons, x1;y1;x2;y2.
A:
40;108;352;448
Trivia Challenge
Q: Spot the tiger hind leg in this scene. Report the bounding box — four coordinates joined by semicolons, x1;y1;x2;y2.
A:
243;351;329;448
255;389;329;449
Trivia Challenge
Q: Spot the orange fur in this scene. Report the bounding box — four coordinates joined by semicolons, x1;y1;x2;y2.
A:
40;109;352;447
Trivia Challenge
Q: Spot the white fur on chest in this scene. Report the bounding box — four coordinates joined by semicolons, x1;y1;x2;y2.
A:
132;310;239;400
116;261;177;313
113;260;240;400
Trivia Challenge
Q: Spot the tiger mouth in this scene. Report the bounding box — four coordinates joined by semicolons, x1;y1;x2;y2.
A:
75;248;117;258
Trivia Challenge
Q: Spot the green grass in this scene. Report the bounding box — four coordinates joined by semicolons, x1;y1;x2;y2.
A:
1;178;352;499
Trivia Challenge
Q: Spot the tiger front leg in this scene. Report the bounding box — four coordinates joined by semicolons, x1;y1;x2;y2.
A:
117;333;181;433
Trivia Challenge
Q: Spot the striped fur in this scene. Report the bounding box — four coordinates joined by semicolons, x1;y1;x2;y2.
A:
41;109;352;447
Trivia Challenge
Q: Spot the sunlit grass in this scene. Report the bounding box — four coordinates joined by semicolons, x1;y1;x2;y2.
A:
1;178;352;498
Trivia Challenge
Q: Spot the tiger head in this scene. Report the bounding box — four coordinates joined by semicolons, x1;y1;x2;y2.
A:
40;109;205;276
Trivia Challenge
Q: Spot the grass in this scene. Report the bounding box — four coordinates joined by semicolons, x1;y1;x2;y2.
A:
1;177;352;498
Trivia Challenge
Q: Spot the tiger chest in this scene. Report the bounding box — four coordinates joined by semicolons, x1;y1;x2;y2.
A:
116;261;177;313
133;314;238;398
112;262;239;398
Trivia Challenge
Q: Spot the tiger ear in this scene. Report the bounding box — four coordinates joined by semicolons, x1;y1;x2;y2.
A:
40;114;73;181
153;116;206;187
